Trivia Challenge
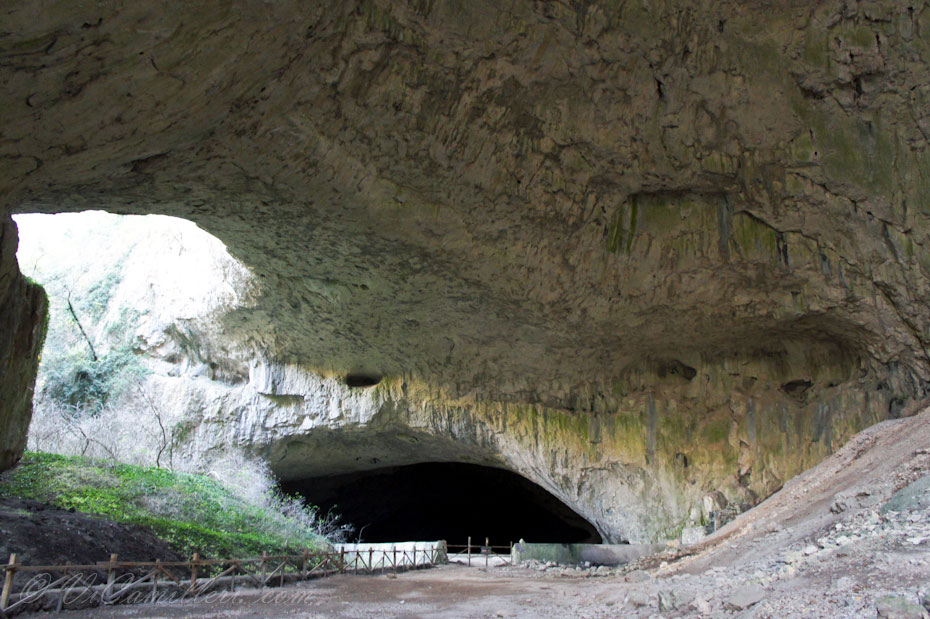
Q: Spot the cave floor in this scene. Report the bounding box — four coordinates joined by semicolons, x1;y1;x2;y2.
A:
45;541;929;619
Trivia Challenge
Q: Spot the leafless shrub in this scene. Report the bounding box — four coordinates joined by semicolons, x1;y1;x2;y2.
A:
179;450;277;507
175;450;354;543
27;384;178;468
27;385;352;543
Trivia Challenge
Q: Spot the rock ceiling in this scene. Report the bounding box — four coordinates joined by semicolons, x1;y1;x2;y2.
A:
2;0;930;537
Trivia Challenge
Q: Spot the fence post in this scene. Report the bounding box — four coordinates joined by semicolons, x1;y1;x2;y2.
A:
103;552;118;603
368;548;373;574
56;562;70;613
107;553;118;588
190;553;199;593
412;547;416;569
302;550;308;579
260;551;268;588
467;537;471;567
1;553;16;612
151;560;160;603
340;548;346;574
485;537;490;568
393;548;397;570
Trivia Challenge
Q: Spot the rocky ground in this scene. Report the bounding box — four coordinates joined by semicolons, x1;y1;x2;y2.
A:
655;406;930;618
21;408;929;617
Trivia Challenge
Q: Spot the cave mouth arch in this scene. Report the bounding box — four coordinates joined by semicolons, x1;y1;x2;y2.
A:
14;210;255;461
280;462;603;546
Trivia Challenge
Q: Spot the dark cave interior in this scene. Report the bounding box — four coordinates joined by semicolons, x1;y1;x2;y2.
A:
280;462;603;547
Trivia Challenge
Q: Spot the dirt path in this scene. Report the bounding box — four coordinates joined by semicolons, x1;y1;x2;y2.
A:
49;564;632;618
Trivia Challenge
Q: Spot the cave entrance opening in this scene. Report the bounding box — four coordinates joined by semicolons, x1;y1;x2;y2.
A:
13;210;252;466
280;462;603;546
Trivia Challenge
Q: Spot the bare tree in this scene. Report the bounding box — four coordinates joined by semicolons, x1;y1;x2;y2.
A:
135;384;173;468
59;404;118;460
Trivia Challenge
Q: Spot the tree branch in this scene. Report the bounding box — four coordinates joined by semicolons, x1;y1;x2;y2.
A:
60;405;117;460
136;384;171;468
66;291;97;362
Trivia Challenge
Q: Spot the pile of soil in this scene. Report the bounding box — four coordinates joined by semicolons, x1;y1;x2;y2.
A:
0;497;182;567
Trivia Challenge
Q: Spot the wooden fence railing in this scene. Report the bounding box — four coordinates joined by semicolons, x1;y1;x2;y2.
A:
0;543;445;616
445;537;513;567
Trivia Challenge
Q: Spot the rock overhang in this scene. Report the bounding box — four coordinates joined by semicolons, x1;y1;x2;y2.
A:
2;0;930;539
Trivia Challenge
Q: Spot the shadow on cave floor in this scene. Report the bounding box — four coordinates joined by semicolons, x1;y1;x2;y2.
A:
280;462;602;547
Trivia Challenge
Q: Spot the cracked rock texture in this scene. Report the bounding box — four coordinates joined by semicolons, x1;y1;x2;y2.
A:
0;220;46;471
2;1;930;540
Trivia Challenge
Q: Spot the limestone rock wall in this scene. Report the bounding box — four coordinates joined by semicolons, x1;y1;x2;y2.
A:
0;219;46;471
8;210;897;541
169;354;894;542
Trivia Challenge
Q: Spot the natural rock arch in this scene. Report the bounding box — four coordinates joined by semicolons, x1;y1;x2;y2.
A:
2;0;929;541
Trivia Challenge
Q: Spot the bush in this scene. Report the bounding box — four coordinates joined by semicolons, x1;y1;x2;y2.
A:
82;270;121;320
177;450;355;545
40;346;148;412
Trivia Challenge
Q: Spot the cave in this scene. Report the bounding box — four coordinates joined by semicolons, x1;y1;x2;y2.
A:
281;462;603;547
2;1;929;545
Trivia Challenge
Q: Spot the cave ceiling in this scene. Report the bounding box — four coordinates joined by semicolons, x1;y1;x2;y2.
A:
2;0;930;406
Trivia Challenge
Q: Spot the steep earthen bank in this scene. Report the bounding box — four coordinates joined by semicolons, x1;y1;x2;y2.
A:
2;1;930;541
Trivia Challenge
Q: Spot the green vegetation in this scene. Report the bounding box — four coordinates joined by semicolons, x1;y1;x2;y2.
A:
82;270;122;321
36;262;145;413
16;213;144;414
40;346;148;412
0;452;331;559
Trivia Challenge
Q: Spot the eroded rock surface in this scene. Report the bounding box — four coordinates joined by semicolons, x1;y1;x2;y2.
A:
0;220;46;471
3;1;930;539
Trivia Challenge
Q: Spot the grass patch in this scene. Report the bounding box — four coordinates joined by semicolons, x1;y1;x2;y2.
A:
0;452;329;559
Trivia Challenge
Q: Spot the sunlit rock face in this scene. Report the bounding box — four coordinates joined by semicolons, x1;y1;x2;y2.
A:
0;221;46;471
173;358;891;542
2;1;930;539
